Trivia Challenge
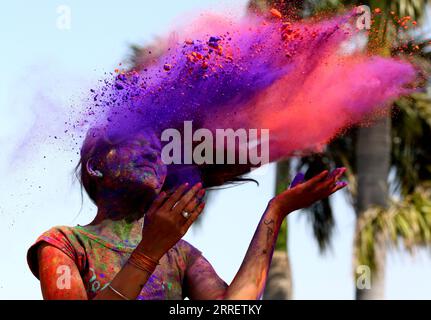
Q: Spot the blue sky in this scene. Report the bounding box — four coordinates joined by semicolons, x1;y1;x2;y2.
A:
1;0;431;299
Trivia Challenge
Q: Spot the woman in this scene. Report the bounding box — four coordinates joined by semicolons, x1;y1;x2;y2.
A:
27;128;347;300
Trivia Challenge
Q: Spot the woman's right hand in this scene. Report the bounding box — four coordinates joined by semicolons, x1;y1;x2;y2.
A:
136;182;206;261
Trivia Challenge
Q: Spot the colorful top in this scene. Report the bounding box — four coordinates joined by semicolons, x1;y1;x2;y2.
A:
27;225;202;300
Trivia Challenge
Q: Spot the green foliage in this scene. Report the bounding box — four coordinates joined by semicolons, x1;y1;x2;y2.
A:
274;160;290;251
311;0;428;23
393;92;431;195
127;37;169;71
275;219;288;251
296;1;431;261
354;184;431;271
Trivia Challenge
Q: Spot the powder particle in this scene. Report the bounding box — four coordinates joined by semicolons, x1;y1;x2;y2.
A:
270;8;282;19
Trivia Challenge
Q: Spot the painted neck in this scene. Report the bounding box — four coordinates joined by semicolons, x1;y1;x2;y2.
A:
85;213;144;246
84;195;149;246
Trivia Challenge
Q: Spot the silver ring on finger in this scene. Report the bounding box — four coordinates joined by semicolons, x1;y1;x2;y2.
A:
182;210;191;219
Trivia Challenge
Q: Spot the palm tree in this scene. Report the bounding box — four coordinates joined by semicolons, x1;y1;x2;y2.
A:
296;0;431;299
251;0;431;299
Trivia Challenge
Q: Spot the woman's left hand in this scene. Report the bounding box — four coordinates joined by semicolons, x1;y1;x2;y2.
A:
269;168;347;217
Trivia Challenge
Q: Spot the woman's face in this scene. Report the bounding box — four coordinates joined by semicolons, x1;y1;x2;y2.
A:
98;131;167;196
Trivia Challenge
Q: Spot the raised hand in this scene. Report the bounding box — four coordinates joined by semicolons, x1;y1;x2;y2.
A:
270;168;347;217
137;182;206;260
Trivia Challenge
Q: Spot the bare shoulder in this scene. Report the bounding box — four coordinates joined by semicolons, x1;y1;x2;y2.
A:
177;239;203;260
176;239;201;253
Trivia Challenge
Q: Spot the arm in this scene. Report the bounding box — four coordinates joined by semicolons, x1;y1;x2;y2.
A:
38;243;154;300
224;204;283;300
38;243;88;300
38;183;206;300
185;206;282;300
186;168;347;300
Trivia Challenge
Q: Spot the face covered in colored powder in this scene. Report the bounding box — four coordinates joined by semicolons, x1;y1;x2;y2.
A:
94;130;168;199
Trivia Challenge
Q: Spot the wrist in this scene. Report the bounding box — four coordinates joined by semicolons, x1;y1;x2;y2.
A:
128;248;160;275
267;198;294;219
265;201;287;224
135;241;164;262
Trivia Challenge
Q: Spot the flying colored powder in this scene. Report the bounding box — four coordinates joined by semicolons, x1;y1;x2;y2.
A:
79;11;416;165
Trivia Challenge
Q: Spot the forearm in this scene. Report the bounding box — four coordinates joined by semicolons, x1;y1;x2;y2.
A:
224;204;284;300
38;243;154;300
94;243;161;300
93;264;151;300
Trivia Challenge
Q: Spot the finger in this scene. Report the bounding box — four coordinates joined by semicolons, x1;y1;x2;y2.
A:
327;167;344;179
162;183;190;210
330;167;346;181
184;188;206;213
306;170;329;186
329;181;348;195
322;168;347;188
146;191;167;214
183;202;205;230
171;182;203;213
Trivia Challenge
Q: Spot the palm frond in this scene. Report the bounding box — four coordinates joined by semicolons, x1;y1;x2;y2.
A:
354;184;431;272
394;0;429;23
295;155;335;250
247;0;431;256
127;37;170;71
392;92;431;195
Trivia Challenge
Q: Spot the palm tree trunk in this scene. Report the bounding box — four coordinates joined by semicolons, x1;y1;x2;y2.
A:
355;117;391;299
263;160;292;299
263;249;292;299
